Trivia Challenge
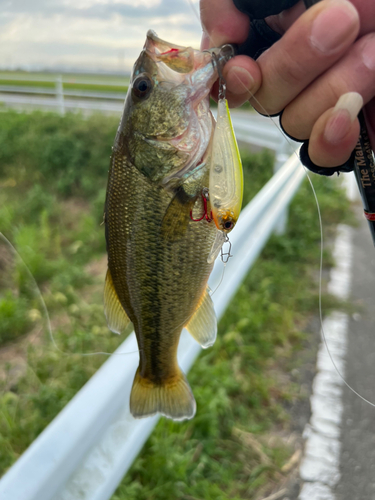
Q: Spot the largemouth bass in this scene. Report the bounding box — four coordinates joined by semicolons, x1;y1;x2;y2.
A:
104;30;232;421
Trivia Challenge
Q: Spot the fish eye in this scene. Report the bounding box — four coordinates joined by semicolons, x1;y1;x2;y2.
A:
224;220;234;230
132;74;153;99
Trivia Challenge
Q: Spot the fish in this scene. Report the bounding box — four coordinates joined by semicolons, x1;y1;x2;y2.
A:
103;30;235;421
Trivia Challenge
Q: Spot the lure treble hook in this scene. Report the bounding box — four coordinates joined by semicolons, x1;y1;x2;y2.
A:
190;188;213;223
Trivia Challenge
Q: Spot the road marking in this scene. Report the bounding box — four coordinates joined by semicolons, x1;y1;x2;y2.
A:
299;224;353;500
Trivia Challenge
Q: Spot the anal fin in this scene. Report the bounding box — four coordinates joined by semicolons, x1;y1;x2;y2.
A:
130;368;196;421
104;268;130;334
185;287;217;348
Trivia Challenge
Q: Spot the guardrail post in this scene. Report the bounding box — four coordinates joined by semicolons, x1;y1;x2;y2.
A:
55;75;65;116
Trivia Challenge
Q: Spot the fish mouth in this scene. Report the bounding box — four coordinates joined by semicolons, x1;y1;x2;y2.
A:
144;30;212;74
133;31;218;189
145;30;188;55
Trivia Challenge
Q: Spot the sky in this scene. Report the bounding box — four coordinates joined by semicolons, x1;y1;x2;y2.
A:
0;0;202;73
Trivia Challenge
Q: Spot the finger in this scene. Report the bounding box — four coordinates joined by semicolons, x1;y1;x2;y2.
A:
199;0;250;47
265;1;306;34
220;55;262;108
308;92;362;168
199;0;257;108
282;33;375;140
349;0;375;36
251;0;360;115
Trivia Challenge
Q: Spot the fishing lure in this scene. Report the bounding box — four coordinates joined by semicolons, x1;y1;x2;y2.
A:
207;73;244;264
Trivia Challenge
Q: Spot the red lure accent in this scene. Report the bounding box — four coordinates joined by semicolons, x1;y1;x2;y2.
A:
364;210;375;221
160;48;179;55
190;193;213;223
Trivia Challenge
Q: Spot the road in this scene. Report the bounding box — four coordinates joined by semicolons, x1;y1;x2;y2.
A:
335;213;375;500
297;191;375;500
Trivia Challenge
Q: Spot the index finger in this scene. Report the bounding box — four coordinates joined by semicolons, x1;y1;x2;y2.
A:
199;0;250;47
200;0;262;107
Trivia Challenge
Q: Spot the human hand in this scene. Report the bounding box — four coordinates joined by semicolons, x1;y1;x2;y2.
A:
200;0;375;169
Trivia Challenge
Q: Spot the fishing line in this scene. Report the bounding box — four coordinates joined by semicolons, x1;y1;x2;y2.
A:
186;0;375;408
0;232;140;359
210;263;227;297
305;176;375;409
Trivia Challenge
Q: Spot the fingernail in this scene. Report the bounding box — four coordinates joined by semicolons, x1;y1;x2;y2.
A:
226;67;254;95
361;34;375;71
310;1;359;54
324;92;363;144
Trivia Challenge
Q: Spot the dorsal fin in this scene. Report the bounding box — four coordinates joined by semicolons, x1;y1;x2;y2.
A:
185;287;217;348
104;269;130;334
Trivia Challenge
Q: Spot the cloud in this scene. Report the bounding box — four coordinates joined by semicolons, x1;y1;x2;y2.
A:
0;0;202;72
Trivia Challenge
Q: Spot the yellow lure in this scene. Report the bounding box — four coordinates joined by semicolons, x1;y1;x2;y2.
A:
207;98;243;263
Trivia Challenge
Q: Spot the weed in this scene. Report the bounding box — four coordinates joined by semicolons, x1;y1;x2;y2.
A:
0;291;31;344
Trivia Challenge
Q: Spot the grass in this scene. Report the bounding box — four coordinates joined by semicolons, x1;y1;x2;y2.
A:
0;70;129;94
0;70;130;83
0;80;128;94
0;109;354;498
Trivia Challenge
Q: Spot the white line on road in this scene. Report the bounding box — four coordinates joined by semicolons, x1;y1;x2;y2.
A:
299;224;353;499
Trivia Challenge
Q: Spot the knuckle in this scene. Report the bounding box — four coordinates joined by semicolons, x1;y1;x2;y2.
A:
276;48;308;88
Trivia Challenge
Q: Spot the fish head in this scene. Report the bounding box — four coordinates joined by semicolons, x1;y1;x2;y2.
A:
117;30;221;185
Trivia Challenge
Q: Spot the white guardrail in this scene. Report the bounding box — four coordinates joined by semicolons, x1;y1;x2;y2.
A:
0;75;127;114
0;100;305;500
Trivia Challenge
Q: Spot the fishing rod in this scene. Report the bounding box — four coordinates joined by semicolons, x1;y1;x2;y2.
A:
233;0;375;244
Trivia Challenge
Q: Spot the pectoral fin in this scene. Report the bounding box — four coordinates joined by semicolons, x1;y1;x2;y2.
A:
104;269;130;334
161;188;196;241
185;288;217;348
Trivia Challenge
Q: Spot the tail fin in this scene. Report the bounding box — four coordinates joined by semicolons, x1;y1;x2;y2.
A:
130;368;196;421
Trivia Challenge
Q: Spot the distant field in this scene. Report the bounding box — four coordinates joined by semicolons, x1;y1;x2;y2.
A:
0;71;130;93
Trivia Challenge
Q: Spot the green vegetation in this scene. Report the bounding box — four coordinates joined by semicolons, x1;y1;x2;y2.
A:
0;109;353;498
0;71;129;94
0;79;56;89
0;80;128;94
0;292;31;344
0;70;130;83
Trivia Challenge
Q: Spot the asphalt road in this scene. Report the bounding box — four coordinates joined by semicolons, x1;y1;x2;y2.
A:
336;214;375;500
